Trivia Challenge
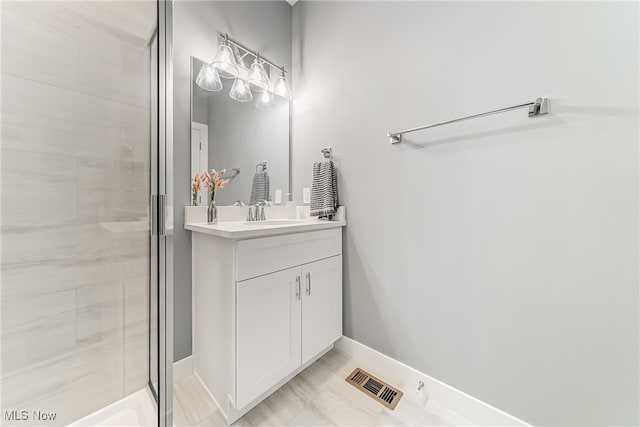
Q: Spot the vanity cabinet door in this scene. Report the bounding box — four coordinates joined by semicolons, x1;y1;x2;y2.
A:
236;266;302;409
301;255;343;364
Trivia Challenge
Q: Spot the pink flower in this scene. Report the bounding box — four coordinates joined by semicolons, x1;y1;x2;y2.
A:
201;168;230;191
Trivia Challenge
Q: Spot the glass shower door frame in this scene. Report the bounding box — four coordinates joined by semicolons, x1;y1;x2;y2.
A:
150;1;173;426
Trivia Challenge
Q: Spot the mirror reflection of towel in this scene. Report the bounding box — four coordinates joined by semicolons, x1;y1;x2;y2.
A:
310;160;338;220
249;171;270;205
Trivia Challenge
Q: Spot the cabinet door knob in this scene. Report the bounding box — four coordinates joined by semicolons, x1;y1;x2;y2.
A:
296;275;301;300
306;272;311;296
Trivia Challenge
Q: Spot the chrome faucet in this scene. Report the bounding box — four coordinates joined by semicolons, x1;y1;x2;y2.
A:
247;205;263;221
232;200;245;207
246;200;268;222
256;200;269;220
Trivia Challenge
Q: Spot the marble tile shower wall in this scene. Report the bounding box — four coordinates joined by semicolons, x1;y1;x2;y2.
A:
1;2;152;425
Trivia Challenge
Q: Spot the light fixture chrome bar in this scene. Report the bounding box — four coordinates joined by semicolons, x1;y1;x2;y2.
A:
388;97;550;144
218;32;286;75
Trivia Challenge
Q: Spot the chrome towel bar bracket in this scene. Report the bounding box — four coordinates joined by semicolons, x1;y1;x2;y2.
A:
388;97;550;144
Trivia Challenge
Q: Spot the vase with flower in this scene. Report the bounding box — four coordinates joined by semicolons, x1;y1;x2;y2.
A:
202;168;230;224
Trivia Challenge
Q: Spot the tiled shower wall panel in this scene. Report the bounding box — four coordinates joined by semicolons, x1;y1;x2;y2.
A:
0;2;154;425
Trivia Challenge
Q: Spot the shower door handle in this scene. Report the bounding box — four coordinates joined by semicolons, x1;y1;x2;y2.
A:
151;194;166;236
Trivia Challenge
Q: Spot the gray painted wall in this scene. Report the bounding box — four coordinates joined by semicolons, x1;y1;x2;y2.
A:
291;2;639;426
173;0;291;362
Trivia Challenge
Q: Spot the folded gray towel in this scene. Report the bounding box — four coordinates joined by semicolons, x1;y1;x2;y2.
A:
310;160;338;220
249;171;270;205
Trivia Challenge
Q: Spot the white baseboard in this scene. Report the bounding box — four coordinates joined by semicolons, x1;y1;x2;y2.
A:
335;336;531;427
173;355;193;384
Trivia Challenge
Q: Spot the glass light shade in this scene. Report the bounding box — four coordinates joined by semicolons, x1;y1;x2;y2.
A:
273;75;291;100
194;63;222;91
247;59;269;92
229;78;252;102
211;44;238;79
255;91;275;110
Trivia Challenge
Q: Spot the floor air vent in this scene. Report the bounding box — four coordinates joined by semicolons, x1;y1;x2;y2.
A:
345;368;403;410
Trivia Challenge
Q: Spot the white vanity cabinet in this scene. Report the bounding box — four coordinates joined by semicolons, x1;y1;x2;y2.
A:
236;266;301;409
191;226;343;424
300;256;342;364
236;255;341;408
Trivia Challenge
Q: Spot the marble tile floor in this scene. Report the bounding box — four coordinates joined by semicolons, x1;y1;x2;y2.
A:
173;349;467;427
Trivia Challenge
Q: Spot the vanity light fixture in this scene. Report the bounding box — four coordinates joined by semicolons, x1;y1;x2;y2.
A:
273;70;291;100
229;77;253;102
234;46;249;69
211;34;238;79
195;63;222;91
200;32;291;108
217;33;290;98
247;55;270;92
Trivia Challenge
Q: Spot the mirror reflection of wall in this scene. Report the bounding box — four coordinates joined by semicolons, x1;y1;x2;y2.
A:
191;57;289;206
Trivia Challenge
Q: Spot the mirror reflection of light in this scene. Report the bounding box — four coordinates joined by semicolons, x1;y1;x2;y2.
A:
256;91;275;110
230;78;253;102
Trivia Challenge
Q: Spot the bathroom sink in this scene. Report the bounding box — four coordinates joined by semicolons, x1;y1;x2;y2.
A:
241;219;302;226
185;208;345;239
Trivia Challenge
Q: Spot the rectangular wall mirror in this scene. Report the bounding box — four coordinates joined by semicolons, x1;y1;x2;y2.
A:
190;56;290;206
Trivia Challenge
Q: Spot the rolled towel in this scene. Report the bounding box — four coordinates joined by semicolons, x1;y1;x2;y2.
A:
310;160;338;220
249;171;270;205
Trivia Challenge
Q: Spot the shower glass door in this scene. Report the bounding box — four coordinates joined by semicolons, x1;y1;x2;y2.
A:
0;1;171;425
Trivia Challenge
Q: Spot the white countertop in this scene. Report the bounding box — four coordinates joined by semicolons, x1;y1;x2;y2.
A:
185;218;346;239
